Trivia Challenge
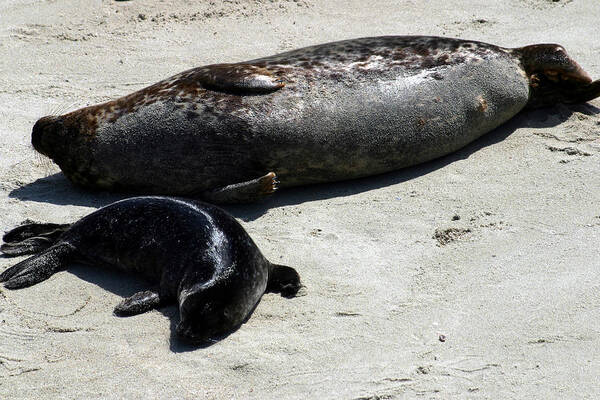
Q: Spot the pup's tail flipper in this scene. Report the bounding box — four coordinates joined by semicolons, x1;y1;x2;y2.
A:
2;222;70;257
0;243;74;289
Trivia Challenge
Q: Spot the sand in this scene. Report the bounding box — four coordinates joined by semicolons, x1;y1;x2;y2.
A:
1;0;599;398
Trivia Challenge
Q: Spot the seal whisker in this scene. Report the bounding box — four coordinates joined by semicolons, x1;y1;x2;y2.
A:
44;101;78;118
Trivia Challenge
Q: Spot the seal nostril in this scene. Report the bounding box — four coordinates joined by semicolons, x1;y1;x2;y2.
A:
31;119;46;154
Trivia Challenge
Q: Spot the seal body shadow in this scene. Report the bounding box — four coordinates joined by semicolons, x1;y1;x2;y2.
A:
31;36;600;202
0;197;301;343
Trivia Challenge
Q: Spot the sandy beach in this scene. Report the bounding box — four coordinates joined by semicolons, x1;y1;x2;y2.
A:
1;0;599;398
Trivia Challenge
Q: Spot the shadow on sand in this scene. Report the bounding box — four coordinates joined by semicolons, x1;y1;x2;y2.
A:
9;103;599;222
8;173;127;208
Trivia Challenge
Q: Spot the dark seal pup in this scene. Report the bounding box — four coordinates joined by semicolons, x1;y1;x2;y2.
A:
31;36;600;202
0;197;301;343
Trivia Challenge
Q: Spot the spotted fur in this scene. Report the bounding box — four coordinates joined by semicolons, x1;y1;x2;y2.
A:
31;36;600;200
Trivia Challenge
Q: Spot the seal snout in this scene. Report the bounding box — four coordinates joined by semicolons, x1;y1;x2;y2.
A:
31;115;61;156
175;318;223;345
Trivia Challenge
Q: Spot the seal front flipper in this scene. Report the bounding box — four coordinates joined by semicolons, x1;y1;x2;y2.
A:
198;64;285;95
266;264;302;298
114;288;162;316
201;172;279;204
0;243;74;289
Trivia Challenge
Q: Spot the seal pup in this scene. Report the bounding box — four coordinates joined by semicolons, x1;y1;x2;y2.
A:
31;36;600;202
0;197;301;343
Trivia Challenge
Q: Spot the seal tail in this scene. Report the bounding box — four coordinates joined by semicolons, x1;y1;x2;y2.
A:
0;243;74;289
514;44;600;107
1;222;70;257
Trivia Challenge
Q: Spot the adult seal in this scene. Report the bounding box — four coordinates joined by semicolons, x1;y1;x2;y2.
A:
31;36;600;202
0;197;301;343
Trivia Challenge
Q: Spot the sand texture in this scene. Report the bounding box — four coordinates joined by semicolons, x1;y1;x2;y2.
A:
1;0;599;398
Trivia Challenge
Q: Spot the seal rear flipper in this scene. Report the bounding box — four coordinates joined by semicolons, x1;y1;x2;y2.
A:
201;172;279;204
516;44;600;107
0;243;74;289
1;237;55;257
566;79;600;104
198;64;285;95
113;288;163;316
3;222;70;243
2;222;71;257
267;264;302;298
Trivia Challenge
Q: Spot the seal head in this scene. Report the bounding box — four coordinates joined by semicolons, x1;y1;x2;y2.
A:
31;111;103;188
176;282;246;342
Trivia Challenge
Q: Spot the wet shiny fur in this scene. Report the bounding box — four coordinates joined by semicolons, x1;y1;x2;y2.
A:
0;197;301;343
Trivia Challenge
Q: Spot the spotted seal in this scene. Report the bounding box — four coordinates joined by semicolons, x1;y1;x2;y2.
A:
31;36;600;202
0;197;301;343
